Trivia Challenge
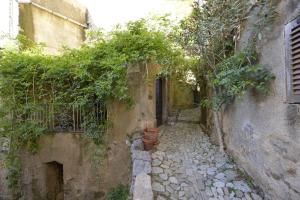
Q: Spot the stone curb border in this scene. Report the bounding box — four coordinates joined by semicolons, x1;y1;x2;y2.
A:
130;137;153;200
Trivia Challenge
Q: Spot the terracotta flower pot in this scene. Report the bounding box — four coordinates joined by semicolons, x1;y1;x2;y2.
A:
143;128;159;149
143;131;158;141
144;128;159;133
142;138;155;151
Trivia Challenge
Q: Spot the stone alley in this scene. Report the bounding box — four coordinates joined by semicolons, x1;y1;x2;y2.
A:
151;120;263;200
1;1;300;199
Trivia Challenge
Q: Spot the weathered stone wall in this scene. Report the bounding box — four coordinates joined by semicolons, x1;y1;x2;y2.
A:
109;63;169;132
19;132;131;200
168;77;195;113
20;134;108;200
0;138;11;200
19;0;87;53
105;63;171;199
218;1;300;199
17;63;168;200
30;0;86;25
1;1;176;198
0;1;89;199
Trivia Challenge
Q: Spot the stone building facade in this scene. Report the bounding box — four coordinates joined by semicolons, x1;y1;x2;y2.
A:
17;63;173;200
19;0;87;53
0;1;196;199
211;1;300;199
1;1;89;199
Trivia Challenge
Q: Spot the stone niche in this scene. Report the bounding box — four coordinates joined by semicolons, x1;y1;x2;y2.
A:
19;133;129;200
45;161;64;200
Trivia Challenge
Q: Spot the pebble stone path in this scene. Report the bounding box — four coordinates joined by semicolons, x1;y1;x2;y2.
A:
151;122;264;200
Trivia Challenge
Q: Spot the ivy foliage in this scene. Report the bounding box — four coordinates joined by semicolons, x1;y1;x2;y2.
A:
0;18;185;190
179;0;276;109
212;50;275;107
106;184;129;200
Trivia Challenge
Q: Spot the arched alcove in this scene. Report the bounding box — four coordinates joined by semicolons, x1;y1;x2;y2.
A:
45;161;64;200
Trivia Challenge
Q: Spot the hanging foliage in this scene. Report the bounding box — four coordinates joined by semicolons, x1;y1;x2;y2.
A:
179;0;276;109
0;18;186;192
177;0;276;152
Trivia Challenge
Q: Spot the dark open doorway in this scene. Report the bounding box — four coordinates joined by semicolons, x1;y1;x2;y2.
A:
193;85;201;106
156;77;163;126
45;161;64;200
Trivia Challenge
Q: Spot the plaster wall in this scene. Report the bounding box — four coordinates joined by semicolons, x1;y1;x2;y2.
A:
19;63;167;200
168;77;195;113
1;1;173;198
1;1;92;199
20;131;132;200
219;1;300;199
19;0;86;53
20;133;108;200
30;0;86;25
109;63;168;134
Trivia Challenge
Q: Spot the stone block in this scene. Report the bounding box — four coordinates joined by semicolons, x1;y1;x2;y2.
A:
132;160;151;176
133;173;153;200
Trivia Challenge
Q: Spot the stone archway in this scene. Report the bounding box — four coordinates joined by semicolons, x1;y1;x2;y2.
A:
45;161;64;200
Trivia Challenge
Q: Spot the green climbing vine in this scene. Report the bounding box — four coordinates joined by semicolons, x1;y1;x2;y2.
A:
211;49;275;109
179;0;276;109
0;18;185;195
177;0;276;151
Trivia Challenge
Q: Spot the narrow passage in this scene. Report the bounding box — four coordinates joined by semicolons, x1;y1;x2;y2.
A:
151;110;263;200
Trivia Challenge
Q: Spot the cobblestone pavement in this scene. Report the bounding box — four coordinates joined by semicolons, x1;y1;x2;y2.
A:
151;122;263;200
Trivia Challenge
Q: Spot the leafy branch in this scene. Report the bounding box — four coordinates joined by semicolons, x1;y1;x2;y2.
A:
0;17;186;194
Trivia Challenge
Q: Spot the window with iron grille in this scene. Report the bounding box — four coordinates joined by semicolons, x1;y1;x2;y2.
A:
285;16;300;103
19;101;107;133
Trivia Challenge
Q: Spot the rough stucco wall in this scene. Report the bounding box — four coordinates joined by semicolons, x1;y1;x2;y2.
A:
109;63;166;133
169;78;194;112
19;63;166;200
20;133;109;200
19;0;86;53
221;1;300;199
103;63;169;196
4;1;170;198
31;0;86;24
0;1;89;199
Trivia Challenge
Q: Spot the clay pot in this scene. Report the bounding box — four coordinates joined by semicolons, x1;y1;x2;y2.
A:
144;131;158;140
145;128;159;133
144;128;158;139
143;128;159;150
142;138;155;151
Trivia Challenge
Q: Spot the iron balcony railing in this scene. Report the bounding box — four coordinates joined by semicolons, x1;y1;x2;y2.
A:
17;101;107;133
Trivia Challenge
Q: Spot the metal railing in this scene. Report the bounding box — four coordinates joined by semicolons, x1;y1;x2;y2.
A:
23;101;107;133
